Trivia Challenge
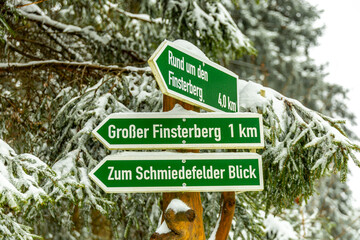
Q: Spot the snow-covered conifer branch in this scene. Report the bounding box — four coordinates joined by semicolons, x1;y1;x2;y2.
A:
0;60;151;74
2;1;359;238
27;73;162;237
102;0;163;24
103;1;163;24
238;80;360;209
115;8;163;24
0;140;54;211
0;139;67;239
12;3;111;45
0;208;41;240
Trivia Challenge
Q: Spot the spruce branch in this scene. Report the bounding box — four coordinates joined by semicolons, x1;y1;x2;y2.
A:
0;60;151;74
239;80;360;210
15;7;111;45
115;8;163;24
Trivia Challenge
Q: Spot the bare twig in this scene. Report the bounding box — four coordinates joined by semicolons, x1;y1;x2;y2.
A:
16;0;49;8
9;36;66;56
5;40;43;61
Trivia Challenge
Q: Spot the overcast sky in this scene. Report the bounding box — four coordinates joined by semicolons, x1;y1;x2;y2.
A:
310;0;360;206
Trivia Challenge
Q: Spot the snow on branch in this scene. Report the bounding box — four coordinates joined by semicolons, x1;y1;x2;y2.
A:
13;2;111;45
42;73;160;214
0;139;75;239
189;1;256;56
238;80;360;207
116;8;163;24
0;60;152;74
0;139;57;211
0;208;40;240
103;1;163;24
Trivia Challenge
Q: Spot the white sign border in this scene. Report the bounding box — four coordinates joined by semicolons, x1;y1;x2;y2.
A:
88;152;264;193
92;112;265;150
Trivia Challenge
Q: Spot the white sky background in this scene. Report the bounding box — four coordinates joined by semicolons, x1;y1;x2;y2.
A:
309;0;360;206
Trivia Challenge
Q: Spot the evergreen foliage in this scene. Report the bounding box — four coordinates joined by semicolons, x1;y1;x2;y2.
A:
237;81;360;211
0;139;59;239
305;174;360;239
0;0;359;239
264;174;360;239
229;0;356;127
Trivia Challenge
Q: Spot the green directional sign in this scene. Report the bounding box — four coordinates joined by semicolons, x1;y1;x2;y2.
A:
89;152;263;193
92;112;264;150
148;40;239;112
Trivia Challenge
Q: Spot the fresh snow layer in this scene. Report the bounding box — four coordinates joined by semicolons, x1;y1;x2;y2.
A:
154;199;191;235
264;214;297;240
173;39;209;60
11;0;45;15
165;103;198;114
166;198;191;214
155;221;171;234
52;150;78;176
0;139;51;209
238;80;267;110
0;139;16;157
208;213;222;240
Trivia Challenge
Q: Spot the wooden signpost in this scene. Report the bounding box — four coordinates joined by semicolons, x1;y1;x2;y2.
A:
89;40;265;240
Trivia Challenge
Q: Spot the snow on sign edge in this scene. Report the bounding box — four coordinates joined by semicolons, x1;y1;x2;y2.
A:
148;39;239;112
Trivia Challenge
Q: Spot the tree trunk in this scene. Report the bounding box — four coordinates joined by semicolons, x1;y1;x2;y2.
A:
214;192;236;240
91;209;112;240
151;95;205;240
72;205;112;240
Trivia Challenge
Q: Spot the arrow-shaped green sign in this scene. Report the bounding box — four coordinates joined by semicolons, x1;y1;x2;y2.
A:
89;152;264;193
148;40;239;112
92;112;264;150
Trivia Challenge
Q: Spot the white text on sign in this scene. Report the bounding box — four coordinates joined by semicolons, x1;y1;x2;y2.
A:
107;165;258;181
